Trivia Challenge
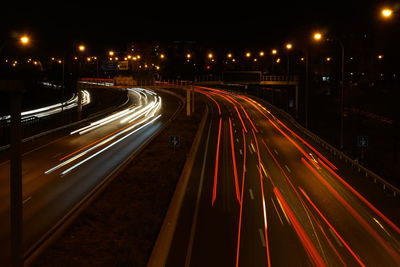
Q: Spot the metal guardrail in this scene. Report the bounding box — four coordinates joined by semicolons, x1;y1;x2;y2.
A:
261;75;299;82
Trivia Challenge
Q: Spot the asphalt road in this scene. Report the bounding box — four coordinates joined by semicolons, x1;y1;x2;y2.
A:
166;86;400;267
0;87;181;266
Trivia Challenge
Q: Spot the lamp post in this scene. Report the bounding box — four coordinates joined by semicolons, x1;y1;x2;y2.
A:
313;32;345;149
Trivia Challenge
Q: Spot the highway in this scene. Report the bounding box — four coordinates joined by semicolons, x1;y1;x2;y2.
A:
165;86;400;267
0;89;91;122
0;87;181;265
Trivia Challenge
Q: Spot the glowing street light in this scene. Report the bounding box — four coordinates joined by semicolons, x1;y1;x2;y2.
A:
381;8;393;18
286;43;293;50
245;52;251;58
227;53;232;58
208;53;213;59
78;45;86;52
109;50;114;56
378;54;384;59
19;35;30;45
259;51;265;56
313;32;322;41
186;53;191;59
271;49;277;55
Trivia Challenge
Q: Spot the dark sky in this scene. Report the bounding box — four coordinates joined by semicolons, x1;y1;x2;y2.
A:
0;1;388;52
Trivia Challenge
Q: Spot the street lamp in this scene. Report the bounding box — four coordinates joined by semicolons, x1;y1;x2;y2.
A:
19;35;30;45
381;8;394;19
311;32;346;149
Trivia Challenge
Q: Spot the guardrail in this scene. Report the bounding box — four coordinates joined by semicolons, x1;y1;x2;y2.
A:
261;75;299;82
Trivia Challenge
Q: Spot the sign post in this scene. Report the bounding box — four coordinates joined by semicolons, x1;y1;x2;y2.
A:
357;135;368;162
169;135;180;151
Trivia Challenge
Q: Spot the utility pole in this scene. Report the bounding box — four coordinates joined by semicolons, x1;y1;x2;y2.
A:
0;80;24;267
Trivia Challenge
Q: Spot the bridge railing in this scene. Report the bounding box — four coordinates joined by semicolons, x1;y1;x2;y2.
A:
261;75;299;82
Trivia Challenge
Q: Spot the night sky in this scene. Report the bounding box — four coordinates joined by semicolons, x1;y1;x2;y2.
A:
0;1;392;52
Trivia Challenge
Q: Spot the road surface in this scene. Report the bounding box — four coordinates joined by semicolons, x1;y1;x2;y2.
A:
166;86;400;267
0;87;182;265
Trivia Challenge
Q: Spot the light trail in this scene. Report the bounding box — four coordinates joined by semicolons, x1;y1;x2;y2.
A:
299;187;365;267
212;117;222;206
274;187;327;267
301;158;400;262
0;90;91;121
229;118;240;203
45;87;162;175
60;115;161;175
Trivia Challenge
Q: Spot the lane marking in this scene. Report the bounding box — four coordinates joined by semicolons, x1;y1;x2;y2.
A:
249;189;254;200
236;138;239;143
239;149;243;155
259;228;266;247
274;149;279;155
23;196;32;204
284;165;291;173
271;198;284;225
185;122;212;267
328;228;343;247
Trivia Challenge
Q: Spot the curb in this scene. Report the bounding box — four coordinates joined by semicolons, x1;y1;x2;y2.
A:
147;105;209;267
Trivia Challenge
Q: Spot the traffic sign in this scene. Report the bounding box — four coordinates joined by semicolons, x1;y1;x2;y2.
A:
101;61;118;71
357;136;368;147
118;61;129;70
169;135;180;148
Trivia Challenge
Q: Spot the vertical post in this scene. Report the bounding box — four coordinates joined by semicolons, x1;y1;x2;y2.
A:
191;85;195;113
61;58;65;113
77;83;82;121
186;88;191;116
339;40;345;150
305;47;309;129
295;84;299;119
9;81;24;267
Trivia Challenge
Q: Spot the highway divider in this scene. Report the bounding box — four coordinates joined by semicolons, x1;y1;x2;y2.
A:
147;104;209;267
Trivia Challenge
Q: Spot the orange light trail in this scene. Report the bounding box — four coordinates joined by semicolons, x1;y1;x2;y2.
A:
299;186;365;267
59;118;142;161
301;158;400;262
274;187;327;267
203;92;221;116
317;158;400;235
212;117;222;206
236;128;247;267
229;118;241;203
252;129;271;267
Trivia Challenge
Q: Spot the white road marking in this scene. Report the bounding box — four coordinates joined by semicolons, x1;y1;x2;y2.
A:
259;228;266;247
23;196;32;204
284;165;291;173
271;198;284;225
274;149;279;155
239;149;243;155
236;138;239;143
328;228;343;247
249;189;254;200
185;122;212;266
